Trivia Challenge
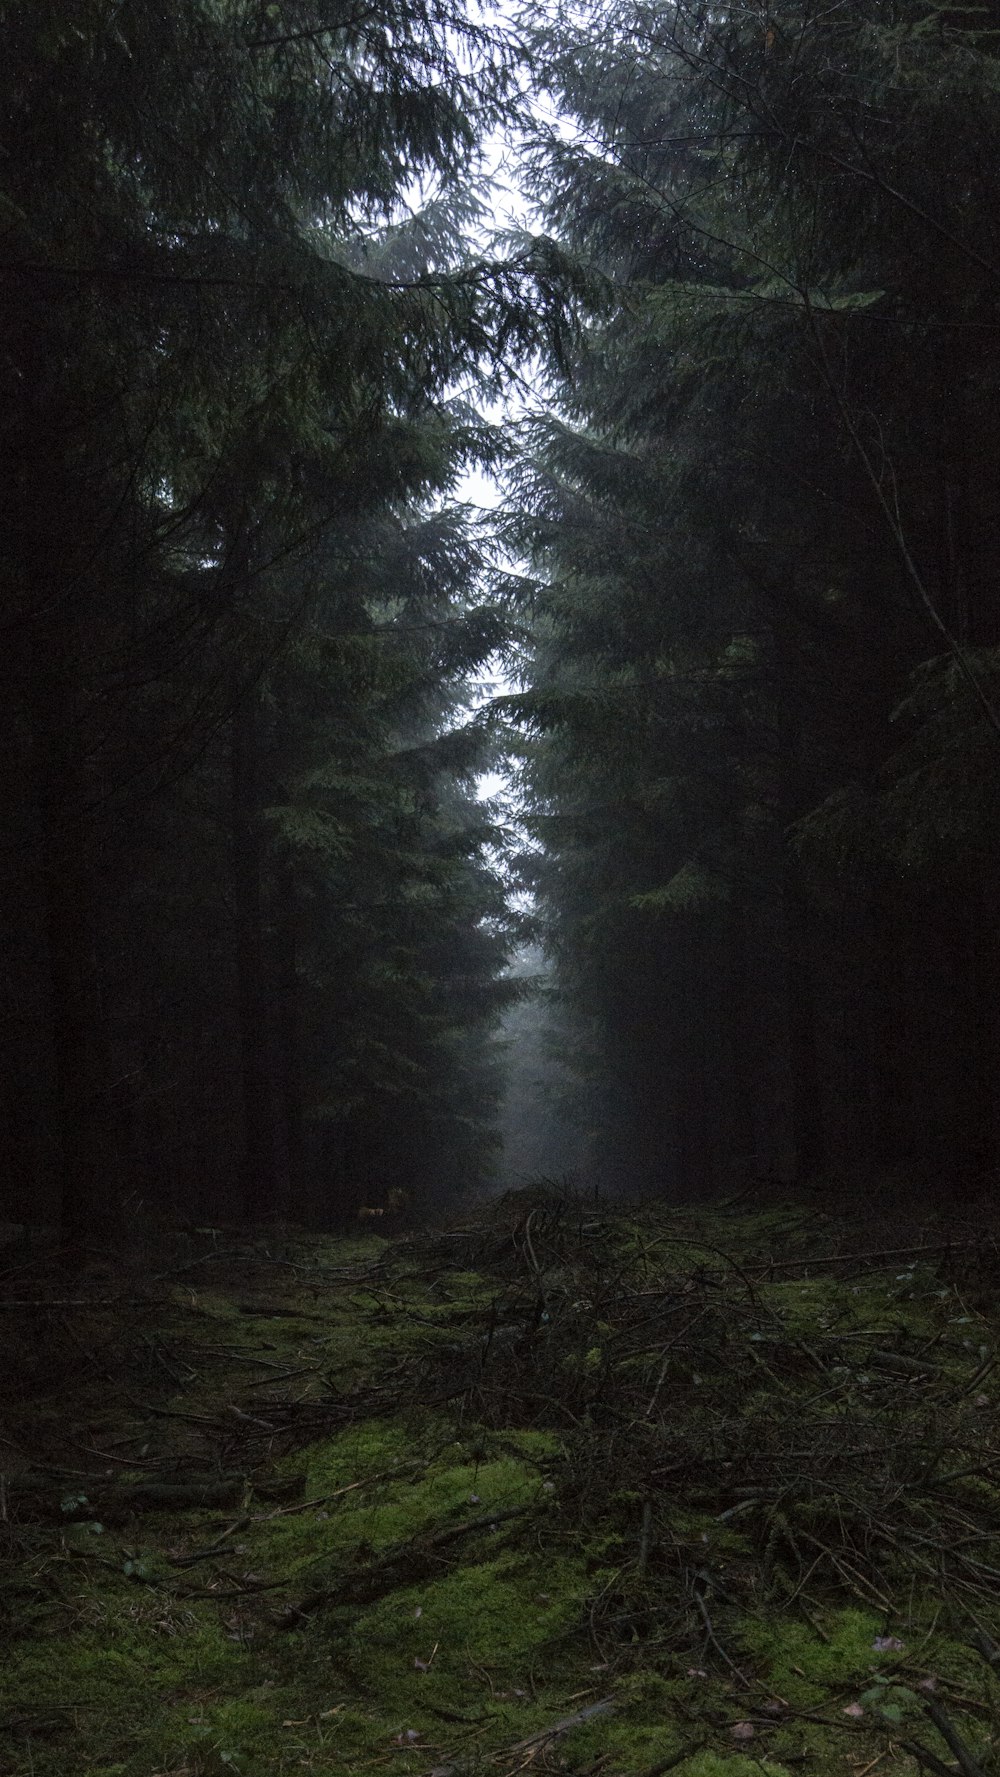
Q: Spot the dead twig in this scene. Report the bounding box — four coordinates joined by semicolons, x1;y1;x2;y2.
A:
693;1586;749;1688
750;1242;978;1276
924;1700;989;1777
899;1738;964;1777
275;1505;534;1628
166;1517;251;1567
507;1697;615;1751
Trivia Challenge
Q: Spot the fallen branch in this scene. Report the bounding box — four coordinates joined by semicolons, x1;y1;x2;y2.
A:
167;1517;251;1566
750;1243;978;1276
7;1478;246;1521
5;1474;303;1522
508;1696;615;1750
869;1350;941;1377
275;1505;533;1627
899;1738;964;1777
924;1699;989;1777
693;1587;749;1687
234;1302;330;1322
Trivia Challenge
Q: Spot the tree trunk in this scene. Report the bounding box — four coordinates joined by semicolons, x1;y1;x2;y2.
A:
230;689;285;1223
26;630;121;1239
963;889;998;1180
781;852;824;1181
275;865;305;1217
776;692;825;1183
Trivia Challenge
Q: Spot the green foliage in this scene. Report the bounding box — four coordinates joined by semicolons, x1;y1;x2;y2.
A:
503;0;1000;1195
630;863;731;915
0;0;558;1226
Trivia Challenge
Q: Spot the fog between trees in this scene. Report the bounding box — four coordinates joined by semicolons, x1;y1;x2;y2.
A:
3;2;1000;1234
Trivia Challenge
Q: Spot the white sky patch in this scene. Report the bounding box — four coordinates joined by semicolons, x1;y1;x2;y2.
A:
404;12;560;812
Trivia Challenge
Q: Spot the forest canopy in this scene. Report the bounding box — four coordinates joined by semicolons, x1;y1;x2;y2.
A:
3;0;1000;1234
501;0;1000;1200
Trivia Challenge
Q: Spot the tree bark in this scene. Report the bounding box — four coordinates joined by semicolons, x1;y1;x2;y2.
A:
26;628;122;1240
775;692;825;1184
781;851;824;1181
230;689;285;1223
275;864;305;1216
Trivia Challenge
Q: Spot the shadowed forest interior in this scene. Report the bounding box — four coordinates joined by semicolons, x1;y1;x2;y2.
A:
4;0;1000;1233
9;11;1000;1776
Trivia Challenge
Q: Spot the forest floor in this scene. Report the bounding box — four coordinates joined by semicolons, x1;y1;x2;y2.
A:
2;1190;1000;1777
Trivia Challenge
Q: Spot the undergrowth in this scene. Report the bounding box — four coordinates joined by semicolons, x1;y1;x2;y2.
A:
1;1192;999;1777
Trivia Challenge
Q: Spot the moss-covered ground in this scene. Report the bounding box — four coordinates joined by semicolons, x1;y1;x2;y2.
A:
2;1192;999;1777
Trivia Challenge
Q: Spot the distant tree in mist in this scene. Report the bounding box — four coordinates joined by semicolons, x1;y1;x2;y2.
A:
495;949;589;1186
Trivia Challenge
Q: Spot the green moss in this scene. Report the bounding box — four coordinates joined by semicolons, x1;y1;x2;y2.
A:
259;1431;550;1590
683;1755;791;1777
5;1208;1000;1777
553;1671;688;1772
563;1712;684;1771
352;1550;584;1670
0;1612;263;1776
424;1269;497;1303
739;1608;881;1706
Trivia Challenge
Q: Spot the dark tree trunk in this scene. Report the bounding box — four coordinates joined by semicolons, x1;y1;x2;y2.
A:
26;630;121;1239
962;890;998;1179
724;898;759;1181
275;866;305;1216
781;853;824;1181
776;689;825;1184
230;689;285;1223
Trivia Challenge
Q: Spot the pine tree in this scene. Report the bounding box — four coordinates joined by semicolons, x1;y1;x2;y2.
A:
505;0;1000;1195
0;0;560;1233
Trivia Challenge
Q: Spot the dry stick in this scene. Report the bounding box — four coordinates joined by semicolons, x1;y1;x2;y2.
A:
5;1478;248;1519
573;1758;614;1777
520;1210;542;1276
192;1346;297;1365
637;1498;654;1576
795;1595;830;1643
227;1404;276;1431
167;1517;251;1568
59;1313;120;1388
749;1242;978;1276
276;1505;532;1627
896;1743;955;1777
959;1354;998;1397
853;1757;887;1777
658;1236;761;1310
693;1589;749;1688
869;1350;941;1378
965;1607;1000;1668
795;1530;893;1612
924;1701;989;1777
0;1297;133;1310
507;1697;615;1752
176;1574;292;1600
255;1458;428;1521
131;1401;222;1427
246;1367;317;1387
645;1309;710;1417
919;1686;993;1723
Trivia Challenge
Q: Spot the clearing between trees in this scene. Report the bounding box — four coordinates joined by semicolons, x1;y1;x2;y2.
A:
2;1191;999;1777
